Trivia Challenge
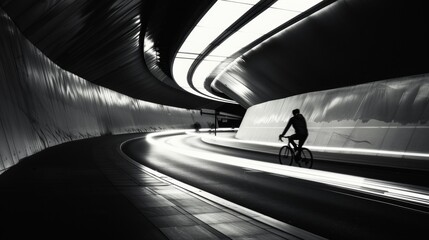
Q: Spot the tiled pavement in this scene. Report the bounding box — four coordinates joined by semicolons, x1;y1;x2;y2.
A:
0;134;320;239
98;139;302;240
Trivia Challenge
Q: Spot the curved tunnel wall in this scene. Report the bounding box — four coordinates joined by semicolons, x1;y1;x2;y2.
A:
0;8;213;173
236;74;429;159
213;0;429;108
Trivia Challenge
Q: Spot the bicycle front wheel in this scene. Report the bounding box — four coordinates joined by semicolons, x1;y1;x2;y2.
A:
278;146;294;165
299;148;313;169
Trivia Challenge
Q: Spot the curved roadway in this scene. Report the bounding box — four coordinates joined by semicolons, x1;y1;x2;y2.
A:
122;131;429;240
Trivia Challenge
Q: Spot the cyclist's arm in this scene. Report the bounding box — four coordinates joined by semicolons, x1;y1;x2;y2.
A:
280;119;292;136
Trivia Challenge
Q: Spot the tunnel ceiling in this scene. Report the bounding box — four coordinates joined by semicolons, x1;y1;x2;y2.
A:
211;0;429;107
0;0;225;110
1;0;427;111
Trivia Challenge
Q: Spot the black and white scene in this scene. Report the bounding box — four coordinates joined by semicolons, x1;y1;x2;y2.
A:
0;0;428;239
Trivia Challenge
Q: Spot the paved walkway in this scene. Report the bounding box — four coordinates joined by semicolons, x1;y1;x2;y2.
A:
0;133;319;240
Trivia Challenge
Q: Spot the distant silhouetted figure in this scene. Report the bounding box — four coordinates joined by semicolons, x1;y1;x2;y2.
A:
193;122;201;132
279;109;308;159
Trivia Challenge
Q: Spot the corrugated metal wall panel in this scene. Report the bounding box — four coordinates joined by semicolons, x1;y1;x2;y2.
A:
0;8;213;172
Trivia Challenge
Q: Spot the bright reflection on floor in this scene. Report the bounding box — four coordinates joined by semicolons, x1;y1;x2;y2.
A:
147;130;429;206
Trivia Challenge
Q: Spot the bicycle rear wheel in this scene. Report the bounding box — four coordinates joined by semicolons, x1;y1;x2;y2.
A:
299;148;313;169
278;146;293;165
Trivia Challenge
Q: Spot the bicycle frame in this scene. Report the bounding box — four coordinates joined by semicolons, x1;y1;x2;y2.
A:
279;136;297;152
279;136;313;168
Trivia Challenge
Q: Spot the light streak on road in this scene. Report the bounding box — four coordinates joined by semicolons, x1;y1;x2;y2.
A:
146;130;429;207
200;133;429;159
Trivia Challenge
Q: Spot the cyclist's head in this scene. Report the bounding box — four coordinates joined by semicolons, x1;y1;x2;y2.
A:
292;109;300;116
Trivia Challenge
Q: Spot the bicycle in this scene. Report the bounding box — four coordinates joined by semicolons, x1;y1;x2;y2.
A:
278;136;313;168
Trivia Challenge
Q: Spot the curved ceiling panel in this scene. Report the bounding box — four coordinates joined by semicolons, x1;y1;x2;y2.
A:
3;0;427;113
0;0;227;110
213;0;429;107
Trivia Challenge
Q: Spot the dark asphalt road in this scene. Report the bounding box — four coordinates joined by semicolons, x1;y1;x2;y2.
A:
123;133;429;240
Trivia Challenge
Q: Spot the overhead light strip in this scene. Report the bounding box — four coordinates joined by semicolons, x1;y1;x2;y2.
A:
172;0;323;103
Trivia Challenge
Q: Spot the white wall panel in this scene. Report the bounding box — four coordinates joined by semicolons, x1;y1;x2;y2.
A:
0;9;213;172
237;74;429;159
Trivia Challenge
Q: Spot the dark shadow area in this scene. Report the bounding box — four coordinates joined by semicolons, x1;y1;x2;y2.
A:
0;134;167;240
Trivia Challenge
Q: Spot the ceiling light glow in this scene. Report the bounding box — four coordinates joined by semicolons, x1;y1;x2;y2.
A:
172;0;323;103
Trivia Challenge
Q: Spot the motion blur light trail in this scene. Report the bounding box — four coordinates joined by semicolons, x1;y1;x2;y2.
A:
200;132;429;159
146;130;429;207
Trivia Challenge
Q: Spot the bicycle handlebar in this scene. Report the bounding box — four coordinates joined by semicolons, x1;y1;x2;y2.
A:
278;135;292;142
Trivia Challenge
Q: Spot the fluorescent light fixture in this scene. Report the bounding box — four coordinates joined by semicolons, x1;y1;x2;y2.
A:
175;52;197;59
172;58;202;96
271;0;322;12
173;0;254;103
210;3;300;57
172;0;322;103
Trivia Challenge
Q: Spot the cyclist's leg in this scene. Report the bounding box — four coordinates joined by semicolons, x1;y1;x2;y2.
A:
289;134;298;150
289;134;299;160
297;134;308;159
295;134;308;158
289;133;299;151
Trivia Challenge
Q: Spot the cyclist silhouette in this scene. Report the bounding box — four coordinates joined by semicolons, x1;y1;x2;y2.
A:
279;109;308;159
